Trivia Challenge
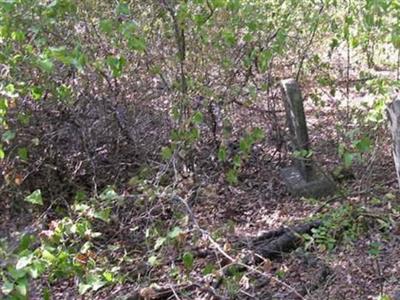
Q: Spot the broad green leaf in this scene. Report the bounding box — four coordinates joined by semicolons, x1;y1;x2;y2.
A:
1;281;14;295
93;208;111;223
24;189;43;205
167;227;182;239
15;278;28;297
99;186;121;201
16;254;33;270
2;130;15;142
41;249;56;262
36;58;54;73
31;86;44;101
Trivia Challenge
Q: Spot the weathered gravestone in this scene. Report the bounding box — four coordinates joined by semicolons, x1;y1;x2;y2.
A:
280;78;335;198
387;99;400;188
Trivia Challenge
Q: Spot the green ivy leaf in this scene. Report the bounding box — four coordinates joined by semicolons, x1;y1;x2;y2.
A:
24;189;43;206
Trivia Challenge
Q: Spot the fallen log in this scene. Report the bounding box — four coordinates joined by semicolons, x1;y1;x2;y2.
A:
251;221;322;262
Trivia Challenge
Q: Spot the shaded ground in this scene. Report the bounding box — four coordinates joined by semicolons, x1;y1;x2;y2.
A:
1;71;400;300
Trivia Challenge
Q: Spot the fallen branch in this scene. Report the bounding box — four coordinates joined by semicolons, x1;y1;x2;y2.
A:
251;221;322;261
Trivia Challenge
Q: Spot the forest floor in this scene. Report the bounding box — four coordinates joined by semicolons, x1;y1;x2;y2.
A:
1;59;400;300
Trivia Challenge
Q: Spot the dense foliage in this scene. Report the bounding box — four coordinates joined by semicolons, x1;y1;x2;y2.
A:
1;0;400;299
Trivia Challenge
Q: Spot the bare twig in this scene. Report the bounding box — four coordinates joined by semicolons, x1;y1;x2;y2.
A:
175;193;306;299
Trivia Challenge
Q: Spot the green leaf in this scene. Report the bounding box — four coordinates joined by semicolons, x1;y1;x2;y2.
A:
222;30;236;46
259;50;272;72
90;278;106;291
103;271;114;282
343;152;354;169
1;281;14;295
15;278;28;297
127;36;146;52
226;169;238;185
99;186;120;201
80;241;92;253
116;2;130;15
78;283;92;295
43;287;51;300
251;127;264;141
191;111;203;125
203;264;215;275
106;56;126;77
0;146;5;160
93;208;111;223
16;255;33;270
8;266;27;280
37;58;54;73
354;137;372;153
41;249;56;262
161;146;173;160
218;146;227;162
2;130;15;142
167;227;182;239
24;189;43;206
182;252;194;270
31;86;44;101
18;147;28;160
99;19;113;34
148;255;158;266
154;237;166;250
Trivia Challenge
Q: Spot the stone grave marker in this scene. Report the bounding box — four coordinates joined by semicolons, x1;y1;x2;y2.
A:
280;78;335;198
387;98;400;188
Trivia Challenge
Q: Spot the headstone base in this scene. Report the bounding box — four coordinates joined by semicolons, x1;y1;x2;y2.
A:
281;166;336;198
